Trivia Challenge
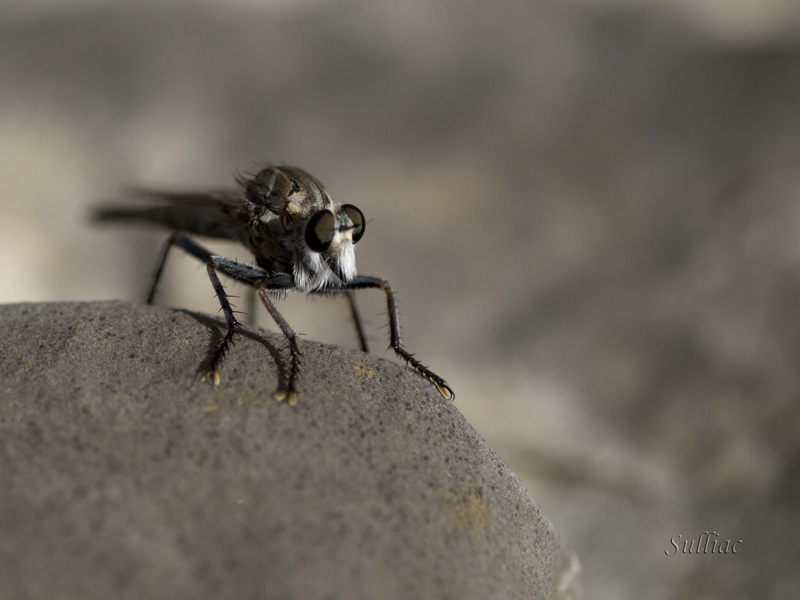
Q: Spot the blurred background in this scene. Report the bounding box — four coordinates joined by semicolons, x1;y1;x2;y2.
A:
2;0;800;597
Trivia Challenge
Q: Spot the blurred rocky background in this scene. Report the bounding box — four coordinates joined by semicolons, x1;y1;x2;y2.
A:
2;0;800;598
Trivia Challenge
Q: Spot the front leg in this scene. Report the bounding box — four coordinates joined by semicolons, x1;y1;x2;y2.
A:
147;232;275;300
209;257;298;403
254;281;301;406
199;261;241;385
324;276;454;400
199;256;282;385
149;233;299;397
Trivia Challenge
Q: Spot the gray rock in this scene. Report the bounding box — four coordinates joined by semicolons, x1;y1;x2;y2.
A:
0;301;578;600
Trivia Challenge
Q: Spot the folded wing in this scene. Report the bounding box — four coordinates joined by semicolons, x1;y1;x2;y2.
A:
93;189;248;242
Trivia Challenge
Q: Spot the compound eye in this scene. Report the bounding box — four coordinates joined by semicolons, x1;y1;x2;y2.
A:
342;204;365;243
305;210;335;252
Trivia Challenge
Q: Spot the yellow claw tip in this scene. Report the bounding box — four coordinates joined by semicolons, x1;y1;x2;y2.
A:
273;390;297;406
437;385;454;401
201;370;221;385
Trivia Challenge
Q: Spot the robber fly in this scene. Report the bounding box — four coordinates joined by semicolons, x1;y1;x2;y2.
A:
93;166;453;405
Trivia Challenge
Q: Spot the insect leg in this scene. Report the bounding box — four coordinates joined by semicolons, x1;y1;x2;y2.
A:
254;281;301;406
208;255;280;286
201;258;294;390
245;287;257;326
147;232;214;304
147;233;240;383
148;234;284;385
323;276;454;400
200;262;241;385
346;292;370;353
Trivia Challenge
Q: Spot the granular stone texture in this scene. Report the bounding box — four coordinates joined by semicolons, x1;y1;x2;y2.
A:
0;301;579;600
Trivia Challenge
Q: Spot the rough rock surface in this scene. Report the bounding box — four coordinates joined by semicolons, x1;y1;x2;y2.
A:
0;301;579;600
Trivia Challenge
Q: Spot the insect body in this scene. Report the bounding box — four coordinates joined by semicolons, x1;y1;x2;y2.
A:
94;166;453;405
